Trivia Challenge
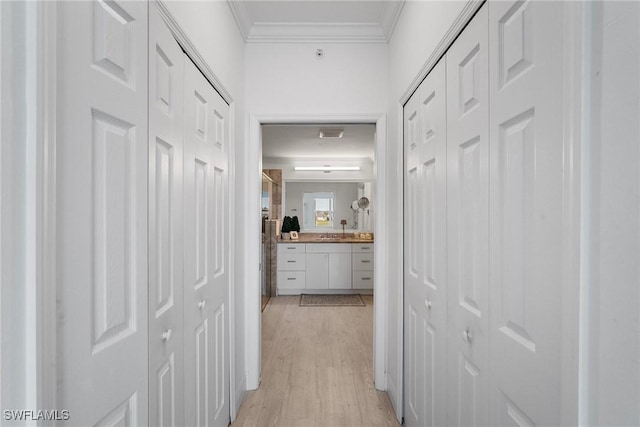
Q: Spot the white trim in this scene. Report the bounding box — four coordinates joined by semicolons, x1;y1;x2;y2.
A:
561;2;584;425
153;0;234;104
398;0;484;106
38;0;58;415
0;0;5;412
227;0;252;41
578;1;596;423
227;101;238;421
246;22;387;44
378;0;405;42
227;0;404;44
245;113;388;392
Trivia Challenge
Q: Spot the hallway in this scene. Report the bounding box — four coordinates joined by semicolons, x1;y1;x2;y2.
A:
232;296;399;426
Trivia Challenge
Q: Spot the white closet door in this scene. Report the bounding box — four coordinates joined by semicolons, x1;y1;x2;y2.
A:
445;3;489;426
149;6;185;426
403;57;448;427
183;56;230;427
57;1;148;425
488;1;565;425
205;62;231;427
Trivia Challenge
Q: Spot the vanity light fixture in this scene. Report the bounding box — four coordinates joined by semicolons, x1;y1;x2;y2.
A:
294;166;360;172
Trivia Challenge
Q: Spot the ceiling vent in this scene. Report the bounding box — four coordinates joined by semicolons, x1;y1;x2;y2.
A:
318;128;344;139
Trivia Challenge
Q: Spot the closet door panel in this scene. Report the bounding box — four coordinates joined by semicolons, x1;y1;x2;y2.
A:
488;1;565;425
149;6;185;426
57;1;149;425
446;3;489;426
207;67;231;427
404;57;448;427
183;56;230;427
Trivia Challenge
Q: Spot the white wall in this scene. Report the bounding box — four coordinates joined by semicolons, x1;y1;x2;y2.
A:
583;2;640;424
385;0;467;415
163;0;247;415
246;43;389;114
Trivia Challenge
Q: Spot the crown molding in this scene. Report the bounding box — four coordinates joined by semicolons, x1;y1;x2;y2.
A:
247;22;387;43
399;0;484;105
227;0;252;41
228;0;405;44
378;0;405;41
154;0;233;103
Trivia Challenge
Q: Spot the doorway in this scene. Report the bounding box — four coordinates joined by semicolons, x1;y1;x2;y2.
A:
243;114;388;392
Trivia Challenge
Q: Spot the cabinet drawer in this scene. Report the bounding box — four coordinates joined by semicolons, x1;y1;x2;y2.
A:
278;243;305;254
352;271;374;289
351;243;374;253
306;243;351;253
278;271;306;289
277;254;306;271
352;253;374;270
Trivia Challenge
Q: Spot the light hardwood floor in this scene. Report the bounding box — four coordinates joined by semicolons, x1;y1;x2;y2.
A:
231;295;401;427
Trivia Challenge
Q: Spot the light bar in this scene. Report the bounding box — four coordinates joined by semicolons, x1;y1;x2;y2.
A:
294;166;360;172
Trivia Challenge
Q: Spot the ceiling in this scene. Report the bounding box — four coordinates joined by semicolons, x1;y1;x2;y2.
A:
228;0;405;43
261;124;375;160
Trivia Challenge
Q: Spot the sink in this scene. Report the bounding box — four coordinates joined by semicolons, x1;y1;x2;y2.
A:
315;237;342;241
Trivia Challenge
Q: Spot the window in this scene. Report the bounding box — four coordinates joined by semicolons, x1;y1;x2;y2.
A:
303;192;335;230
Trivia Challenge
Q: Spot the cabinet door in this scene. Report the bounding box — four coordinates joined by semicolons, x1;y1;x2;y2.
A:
329;253;352;289
306;253;329;289
446;4;490;426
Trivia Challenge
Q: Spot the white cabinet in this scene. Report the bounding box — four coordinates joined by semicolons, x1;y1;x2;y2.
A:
277;244;307;290
305;253;329;289
277;242;372;293
306;243;352;290
352;243;374;289
329;253;352;289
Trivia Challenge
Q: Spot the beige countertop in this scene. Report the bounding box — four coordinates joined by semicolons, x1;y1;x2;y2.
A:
278;233;374;244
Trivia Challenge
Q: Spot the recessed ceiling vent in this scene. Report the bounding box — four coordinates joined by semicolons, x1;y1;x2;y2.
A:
319;128;344;139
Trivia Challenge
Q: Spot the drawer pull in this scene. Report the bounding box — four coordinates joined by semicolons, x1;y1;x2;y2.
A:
361;260;371;263
362;277;371;280
287;247;296;249
361;246;371;250
287;260;296;263
287;277;296;281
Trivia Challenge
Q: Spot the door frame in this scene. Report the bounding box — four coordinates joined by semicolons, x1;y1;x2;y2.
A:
244;113;388;391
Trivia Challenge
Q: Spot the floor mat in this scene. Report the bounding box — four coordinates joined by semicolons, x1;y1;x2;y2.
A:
299;294;366;307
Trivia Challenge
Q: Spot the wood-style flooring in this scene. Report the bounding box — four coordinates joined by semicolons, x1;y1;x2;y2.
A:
231;295;401;427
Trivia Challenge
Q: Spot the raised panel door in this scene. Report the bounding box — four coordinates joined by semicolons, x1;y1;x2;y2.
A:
446;4;490;426
183;56;217;427
149;6;185;426
57;1;148;424
488;1;565;425
404;56;448;427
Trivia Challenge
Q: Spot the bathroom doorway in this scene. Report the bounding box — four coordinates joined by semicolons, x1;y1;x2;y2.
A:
245;114;389;393
260;123;376;299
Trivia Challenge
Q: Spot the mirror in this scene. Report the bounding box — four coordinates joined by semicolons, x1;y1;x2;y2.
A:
284;181;373;231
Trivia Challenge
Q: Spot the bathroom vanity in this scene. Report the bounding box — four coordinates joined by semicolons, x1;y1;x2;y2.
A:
276;238;374;295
